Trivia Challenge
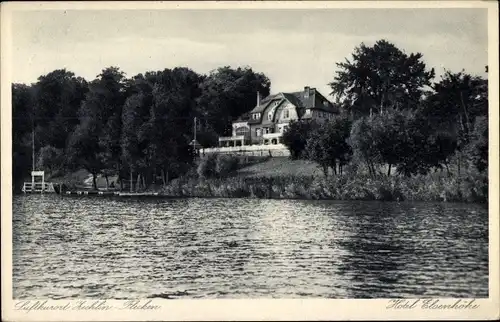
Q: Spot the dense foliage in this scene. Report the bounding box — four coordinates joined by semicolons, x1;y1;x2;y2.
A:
12;66;270;190
162;170;487;203
12;38;488;200
281;120;314;160
304;116;352;176
197;154;240;179
282;39;488;188
329;39;435;116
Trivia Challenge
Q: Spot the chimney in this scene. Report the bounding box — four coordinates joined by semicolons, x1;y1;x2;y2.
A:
304;86;310;98
257;91;261;107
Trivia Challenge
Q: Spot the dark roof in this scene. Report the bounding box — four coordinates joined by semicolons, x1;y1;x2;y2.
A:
248;94;280;113
312;90;339;113
234;113;250;122
248;87;338;116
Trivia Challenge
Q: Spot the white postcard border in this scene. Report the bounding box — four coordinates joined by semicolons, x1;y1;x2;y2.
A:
1;1;499;321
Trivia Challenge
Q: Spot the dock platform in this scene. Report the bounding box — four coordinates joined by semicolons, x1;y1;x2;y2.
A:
63;191;161;197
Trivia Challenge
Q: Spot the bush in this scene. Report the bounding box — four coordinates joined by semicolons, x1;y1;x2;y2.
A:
37;145;65;175
215;154;240;177
282;120;316;159
197;154;240;179
197;154;217;178
163;165;487;203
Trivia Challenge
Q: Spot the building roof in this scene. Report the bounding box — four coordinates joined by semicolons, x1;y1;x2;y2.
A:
248;87;338;116
234;113;251;122
248;93;280;113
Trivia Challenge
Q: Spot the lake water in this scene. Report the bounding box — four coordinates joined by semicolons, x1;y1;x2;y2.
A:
12;195;488;299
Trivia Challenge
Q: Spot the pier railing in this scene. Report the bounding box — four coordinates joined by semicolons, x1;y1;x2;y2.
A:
22;182;56;193
201;143;290;156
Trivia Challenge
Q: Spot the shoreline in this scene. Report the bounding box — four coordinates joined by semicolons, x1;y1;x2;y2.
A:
15;173;488;204
15;192;488;205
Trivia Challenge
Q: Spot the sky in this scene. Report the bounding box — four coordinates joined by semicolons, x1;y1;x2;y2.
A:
11;8;488;98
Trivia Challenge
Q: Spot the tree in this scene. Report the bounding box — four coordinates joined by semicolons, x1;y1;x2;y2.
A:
67;117;103;190
423;70;487;141
32;69;88;150
94;67;127;187
119;68;203;188
425;128;458;175
121;92;150;190
36;146;64;175
330;39;435;117
197;66;271;136
13;71;88;188
282;120;315;160
67;67;126;189
12;84;35;186
305;117;352;177
350;117;380;176
468;116;488;173
370;110;406;176
420;70;488;177
145;68;203;185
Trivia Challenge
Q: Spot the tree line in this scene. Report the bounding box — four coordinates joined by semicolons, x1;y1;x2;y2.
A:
12;39;488;191
12;66;270;189
282;39;488;179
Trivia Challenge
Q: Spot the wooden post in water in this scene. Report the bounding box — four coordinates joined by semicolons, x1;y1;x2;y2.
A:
32;128;35;174
130;167;133;193
193;116;197;162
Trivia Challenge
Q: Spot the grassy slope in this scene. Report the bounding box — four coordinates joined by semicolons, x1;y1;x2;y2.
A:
236;156;324;178
48;158;321;188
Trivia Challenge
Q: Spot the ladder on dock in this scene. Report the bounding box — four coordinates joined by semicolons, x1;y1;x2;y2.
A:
22;170;57;193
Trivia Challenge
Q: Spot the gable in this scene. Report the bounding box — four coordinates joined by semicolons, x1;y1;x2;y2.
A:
275;101;299;123
261;98;284;124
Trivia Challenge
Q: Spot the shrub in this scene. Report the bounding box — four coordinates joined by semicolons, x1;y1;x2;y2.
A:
215;154;240;177
282;120;316;159
37;145;65;175
165;164;487;203
197;154;217;178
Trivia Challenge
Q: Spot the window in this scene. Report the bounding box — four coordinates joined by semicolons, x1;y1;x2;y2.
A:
268;112;272;121
235;127;249;136
256;128;261;137
284;109;289;119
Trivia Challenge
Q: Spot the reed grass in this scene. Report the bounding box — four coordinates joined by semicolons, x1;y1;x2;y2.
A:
161;171;487;203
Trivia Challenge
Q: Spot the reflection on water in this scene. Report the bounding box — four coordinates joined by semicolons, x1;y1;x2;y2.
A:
13;195;488;299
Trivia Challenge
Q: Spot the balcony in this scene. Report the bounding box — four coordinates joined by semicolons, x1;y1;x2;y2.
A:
262;132;282;140
219;135;245;142
218;135;249;147
202;143;290;157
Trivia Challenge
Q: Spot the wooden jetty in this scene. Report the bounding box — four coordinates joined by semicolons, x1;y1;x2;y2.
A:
116;192;160;197
22;171;58;194
64;190;116;196
63;191;160;197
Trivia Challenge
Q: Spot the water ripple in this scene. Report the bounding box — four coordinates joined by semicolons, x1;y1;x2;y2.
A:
12;195;488;299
